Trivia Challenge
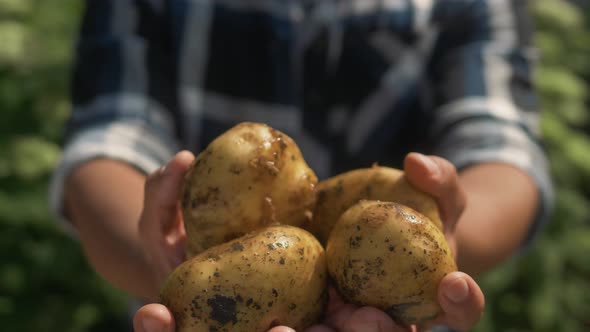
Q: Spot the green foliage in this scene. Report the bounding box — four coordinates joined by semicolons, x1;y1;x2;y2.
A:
473;1;590;332
0;1;129;330
1;0;589;331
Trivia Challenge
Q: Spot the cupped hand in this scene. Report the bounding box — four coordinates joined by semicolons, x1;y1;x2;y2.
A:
138;150;195;300
299;152;484;332
403;152;466;258
403;153;484;330
133;304;298;332
308;272;483;332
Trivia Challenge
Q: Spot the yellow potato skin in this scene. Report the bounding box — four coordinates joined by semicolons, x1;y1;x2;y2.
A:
181;122;318;257
326;200;456;325
160;225;328;332
310;166;442;245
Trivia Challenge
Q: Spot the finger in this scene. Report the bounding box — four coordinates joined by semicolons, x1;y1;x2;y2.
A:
323;287;358;328
323;287;408;332
268;327;296;332
269;325;335;332
165;208;187;266
341;306;409;332
133;303;175;332
426;272;485;331
143;150;194;238
140;151;194;286
403;153;466;234
144;150;195;213
304;325;336;332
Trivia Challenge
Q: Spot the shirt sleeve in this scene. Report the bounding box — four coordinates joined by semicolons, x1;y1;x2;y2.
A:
49;0;180;236
426;0;554;248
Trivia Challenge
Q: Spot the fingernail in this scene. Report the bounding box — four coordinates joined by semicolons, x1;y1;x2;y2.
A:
142;316;164;332
176;150;194;160
417;153;440;177
272;328;296;332
444;276;469;303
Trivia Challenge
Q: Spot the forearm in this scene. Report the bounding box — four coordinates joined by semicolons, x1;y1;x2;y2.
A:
64;159;155;301
455;163;539;277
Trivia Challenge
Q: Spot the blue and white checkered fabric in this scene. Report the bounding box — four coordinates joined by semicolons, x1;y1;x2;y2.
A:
51;0;553;249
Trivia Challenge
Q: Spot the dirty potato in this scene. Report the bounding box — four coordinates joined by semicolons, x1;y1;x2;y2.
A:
326;200;456;325
160;225;328;332
182;122;318;257
310;165;442;245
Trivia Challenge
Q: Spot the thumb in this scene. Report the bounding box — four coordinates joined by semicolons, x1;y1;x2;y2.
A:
133;304;175;332
403;152;466;235
427;272;485;331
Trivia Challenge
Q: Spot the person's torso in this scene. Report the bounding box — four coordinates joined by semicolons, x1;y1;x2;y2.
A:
162;0;446;179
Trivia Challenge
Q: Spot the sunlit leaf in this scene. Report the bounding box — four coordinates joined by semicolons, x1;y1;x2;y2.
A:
533;0;583;32
0;21;27;65
0;0;32;16
536;67;587;102
535;31;565;65
9;136;60;181
563;133;590;177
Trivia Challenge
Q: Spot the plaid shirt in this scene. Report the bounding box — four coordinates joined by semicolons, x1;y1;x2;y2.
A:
51;0;552;247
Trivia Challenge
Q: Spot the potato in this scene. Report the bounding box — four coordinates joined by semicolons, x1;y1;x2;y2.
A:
181;122;318;257
160;225;328;332
326;200;456;325
310;165;442;245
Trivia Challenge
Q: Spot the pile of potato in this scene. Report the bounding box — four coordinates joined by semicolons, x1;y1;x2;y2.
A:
159;122;457;332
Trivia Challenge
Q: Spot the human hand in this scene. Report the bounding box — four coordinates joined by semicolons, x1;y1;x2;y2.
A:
298;153;484;331
138;150;195;300
133;303;299;332
303;272;483;332
403;152;466;258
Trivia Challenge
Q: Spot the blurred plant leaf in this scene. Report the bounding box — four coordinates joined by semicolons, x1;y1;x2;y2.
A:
0;263;25;293
0;0;32;16
8;136;60;181
0;1;129;331
536;67;587;102
562;276;590;322
533;0;583;32
0;183;52;225
561;227;590;273
528;283;560;331
553;188;590;226
0;21;27;65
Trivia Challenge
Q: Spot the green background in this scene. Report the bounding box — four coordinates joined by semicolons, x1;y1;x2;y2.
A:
0;1;589;331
